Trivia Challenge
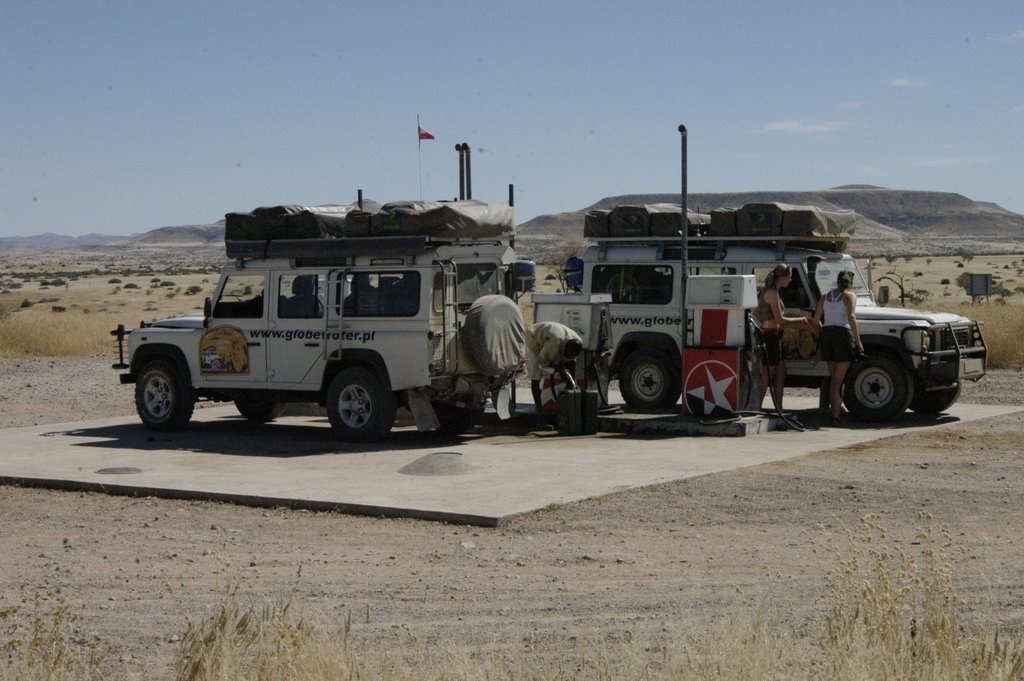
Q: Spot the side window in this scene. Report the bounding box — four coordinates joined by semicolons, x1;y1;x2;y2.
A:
339;271;420;317
277;274;324;319
591;265;673;304
456;264;499;308
752;265;811;310
752;266;774;296
432;272;443;314
781;268;812;310
212;274;265;319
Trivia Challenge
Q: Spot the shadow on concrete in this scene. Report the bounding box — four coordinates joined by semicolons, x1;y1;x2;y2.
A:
788;408;962;431
41;414;506;458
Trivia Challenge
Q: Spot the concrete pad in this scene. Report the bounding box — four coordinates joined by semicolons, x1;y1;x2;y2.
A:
1;398;1019;526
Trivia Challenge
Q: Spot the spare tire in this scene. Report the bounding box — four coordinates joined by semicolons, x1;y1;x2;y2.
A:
461;295;526;376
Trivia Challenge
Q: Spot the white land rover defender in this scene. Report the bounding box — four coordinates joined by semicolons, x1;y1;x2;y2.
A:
112;200;533;441
578;202;987;421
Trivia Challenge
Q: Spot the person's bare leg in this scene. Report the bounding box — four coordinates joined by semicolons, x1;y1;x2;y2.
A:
773;364;786;411
831;362;850;421
760;365;770;408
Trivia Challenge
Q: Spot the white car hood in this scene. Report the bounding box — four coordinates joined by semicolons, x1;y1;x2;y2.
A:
856;305;967;325
147;315;206;329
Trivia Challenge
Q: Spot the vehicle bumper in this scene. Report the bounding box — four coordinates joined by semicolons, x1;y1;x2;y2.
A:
907;321;987;386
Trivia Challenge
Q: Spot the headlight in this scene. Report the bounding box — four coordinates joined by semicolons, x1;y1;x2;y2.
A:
920;331;930;352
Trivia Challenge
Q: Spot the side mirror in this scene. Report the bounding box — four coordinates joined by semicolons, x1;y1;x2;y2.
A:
203;297;212;328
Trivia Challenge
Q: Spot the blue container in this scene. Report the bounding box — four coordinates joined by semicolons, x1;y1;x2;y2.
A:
564;256;584;289
512;260;536;293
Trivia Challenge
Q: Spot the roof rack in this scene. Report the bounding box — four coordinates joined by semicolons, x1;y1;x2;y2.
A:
224;233;513;263
592;234;849;261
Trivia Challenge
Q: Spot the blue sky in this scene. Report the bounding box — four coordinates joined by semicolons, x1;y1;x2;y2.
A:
2;1;1022;237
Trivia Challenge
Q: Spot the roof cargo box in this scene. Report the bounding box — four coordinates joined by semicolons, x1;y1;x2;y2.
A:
646;204;710;237
709;208;738;237
608;205;651;237
606;204;711;238
224;205;361;241
735;202;857;237
368;200;513;238
584;210;610;238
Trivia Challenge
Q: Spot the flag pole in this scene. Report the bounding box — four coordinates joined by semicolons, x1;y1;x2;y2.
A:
417;114;423;199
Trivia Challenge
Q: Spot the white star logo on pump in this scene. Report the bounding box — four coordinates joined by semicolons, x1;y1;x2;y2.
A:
684;359;738;416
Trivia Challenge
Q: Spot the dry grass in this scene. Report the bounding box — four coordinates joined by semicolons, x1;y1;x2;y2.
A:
0;309;122;359
0;586;107;681
906;301;1024;370
819;516;1024;681
6;519;1023;681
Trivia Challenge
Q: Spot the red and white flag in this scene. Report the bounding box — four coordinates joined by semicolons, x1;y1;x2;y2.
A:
418;126;435;141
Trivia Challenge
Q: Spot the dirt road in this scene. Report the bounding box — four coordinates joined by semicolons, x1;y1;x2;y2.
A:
1;356;1022;679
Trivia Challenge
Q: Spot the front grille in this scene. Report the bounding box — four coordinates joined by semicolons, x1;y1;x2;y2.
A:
936;325;973;350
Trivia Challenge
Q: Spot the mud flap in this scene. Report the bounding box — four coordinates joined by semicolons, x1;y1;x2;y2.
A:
407;387;441;431
491;383;511;420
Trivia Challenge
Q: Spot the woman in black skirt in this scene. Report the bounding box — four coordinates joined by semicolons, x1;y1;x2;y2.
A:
812;270;864;424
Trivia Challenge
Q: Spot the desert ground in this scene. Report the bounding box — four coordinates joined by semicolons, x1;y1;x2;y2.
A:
1;247;1024;679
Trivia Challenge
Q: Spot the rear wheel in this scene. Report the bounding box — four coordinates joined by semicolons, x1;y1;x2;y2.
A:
135;360;195;431
619;349;680;409
326;367;396;442
910;384;961;414
844;354;913;422
432;402;483;436
234;399;286;423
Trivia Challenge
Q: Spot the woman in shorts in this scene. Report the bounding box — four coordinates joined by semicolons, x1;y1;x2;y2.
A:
812;270;864;424
756;264;810;410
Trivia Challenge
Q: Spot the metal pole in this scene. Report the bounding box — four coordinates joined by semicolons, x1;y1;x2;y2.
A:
456;144;465;200
463;143;472;199
678;124;688;354
357;188;363;211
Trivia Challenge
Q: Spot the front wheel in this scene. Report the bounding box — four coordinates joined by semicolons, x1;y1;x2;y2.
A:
843;354;913;422
326;367;396;442
619;350;680;409
910;384;961;414
135;360;195;431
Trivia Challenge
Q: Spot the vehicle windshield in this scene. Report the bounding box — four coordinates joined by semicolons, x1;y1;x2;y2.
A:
811;257;871;299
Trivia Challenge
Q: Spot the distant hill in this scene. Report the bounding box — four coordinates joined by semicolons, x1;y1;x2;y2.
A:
516;186;1024;258
0;232;133;249
112;201;383;250
116;222;224;246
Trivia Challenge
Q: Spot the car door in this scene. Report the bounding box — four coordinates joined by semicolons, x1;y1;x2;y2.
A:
267;271;328;386
201;272;269;386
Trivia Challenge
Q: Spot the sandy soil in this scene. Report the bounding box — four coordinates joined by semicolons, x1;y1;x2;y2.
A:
1;355;1023;679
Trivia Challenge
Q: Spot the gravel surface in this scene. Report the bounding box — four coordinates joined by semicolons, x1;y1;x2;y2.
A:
1;356;1023;679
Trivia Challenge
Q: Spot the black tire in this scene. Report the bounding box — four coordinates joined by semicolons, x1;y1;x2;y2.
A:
325;367;396;442
910;384;961;414
432;402;483;436
234;399;286;423
135;360;195;431
619;349;680;409
843;354;913;422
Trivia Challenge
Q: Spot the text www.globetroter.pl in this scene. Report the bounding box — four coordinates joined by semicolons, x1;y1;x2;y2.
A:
610;316;683;328
247;329;377;343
